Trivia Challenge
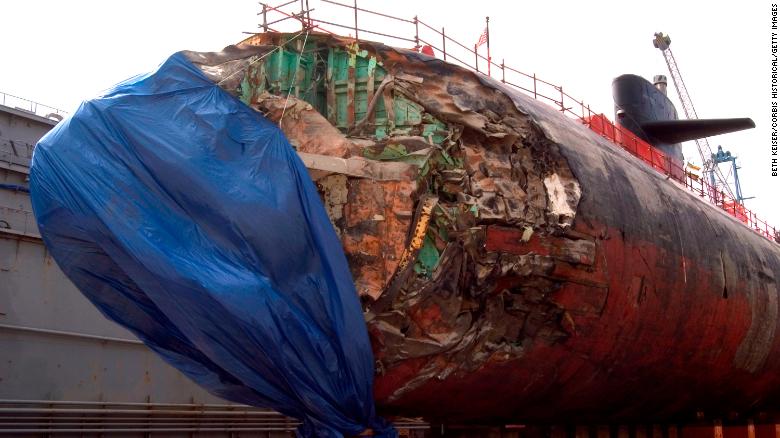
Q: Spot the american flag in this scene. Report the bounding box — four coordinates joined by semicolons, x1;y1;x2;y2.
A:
476;27;488;48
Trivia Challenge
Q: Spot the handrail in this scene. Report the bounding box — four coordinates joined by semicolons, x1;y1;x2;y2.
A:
0;90;67;120
321;0;415;24
255;0;778;244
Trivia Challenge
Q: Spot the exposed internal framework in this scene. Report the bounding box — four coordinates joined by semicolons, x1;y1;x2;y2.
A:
186;32;590;400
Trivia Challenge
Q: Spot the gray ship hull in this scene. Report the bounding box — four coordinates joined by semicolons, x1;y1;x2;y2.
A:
0;102;297;436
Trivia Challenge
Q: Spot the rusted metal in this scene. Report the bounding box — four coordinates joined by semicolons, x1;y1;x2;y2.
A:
298;151;419;181
351;74;393;135
393;196;438;274
371;195;439;311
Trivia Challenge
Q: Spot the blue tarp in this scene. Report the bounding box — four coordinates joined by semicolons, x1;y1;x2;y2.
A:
30;52;395;438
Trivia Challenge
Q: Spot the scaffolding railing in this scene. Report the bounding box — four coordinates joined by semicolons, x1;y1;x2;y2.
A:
587;114;777;240
0;90;67;121
254;0;779;243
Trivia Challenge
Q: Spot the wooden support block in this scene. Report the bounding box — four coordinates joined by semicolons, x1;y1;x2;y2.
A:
752;424;775;438
652;424;664;438
682;425;716;438
576;425;590;438
715;420;724;438
550;425;568;438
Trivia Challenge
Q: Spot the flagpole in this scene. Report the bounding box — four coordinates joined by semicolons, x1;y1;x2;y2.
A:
486;16;491;77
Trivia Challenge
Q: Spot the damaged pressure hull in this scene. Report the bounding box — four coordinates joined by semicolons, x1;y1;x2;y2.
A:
190;33;780;424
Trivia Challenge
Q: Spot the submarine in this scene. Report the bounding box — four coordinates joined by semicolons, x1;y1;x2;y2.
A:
612;72;755;168
28;27;780;433
227;32;779;423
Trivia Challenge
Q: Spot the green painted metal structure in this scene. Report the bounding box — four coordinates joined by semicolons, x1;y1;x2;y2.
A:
238;40;446;142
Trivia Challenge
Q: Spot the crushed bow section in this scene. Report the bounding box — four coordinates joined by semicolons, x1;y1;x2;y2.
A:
189;32;592;405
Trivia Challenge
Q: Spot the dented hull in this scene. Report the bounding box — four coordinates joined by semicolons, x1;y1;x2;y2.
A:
194;33;780;423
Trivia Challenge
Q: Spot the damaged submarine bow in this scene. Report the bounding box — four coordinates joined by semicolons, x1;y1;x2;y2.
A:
31;27;780;429
188;32;780;423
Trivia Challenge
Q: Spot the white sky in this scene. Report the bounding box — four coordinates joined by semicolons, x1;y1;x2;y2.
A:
2;0;776;227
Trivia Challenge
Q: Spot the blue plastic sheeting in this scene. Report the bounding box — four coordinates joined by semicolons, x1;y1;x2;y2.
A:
30;52;395;438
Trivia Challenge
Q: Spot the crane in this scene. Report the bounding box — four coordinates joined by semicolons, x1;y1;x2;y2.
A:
652;32;738;201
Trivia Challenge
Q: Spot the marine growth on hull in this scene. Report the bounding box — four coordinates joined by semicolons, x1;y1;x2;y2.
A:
189;32;589;403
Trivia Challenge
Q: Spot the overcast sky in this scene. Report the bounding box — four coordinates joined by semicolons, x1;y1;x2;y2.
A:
2;0;775;227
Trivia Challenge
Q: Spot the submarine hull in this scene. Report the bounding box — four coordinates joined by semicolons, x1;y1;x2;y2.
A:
44;32;778;425
225;33;780;424
375;88;780;422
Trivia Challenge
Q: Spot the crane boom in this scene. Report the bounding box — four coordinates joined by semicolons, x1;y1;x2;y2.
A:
652;32;736;200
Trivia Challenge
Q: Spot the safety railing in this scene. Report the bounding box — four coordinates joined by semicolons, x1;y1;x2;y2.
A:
586;114;777;240
254;0;779;243
0;90;67;121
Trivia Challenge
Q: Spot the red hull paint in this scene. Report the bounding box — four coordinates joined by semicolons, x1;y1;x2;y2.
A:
369;82;780;420
375;217;775;422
